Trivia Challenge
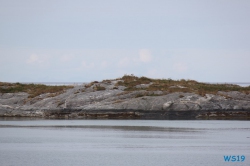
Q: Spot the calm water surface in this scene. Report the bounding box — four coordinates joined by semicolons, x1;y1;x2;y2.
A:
0;119;249;166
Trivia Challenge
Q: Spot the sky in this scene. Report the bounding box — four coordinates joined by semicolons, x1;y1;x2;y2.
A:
0;0;250;82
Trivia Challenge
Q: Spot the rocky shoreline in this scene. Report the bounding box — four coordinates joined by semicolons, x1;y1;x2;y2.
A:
1;109;250;120
1;76;250;120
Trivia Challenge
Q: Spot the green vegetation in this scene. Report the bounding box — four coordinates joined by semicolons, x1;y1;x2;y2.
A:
84;82;106;91
0;82;73;98
94;85;106;91
1;75;249;99
116;75;250;96
84;82;95;88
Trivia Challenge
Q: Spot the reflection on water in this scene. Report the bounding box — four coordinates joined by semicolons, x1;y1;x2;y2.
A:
0;124;199;133
0;119;249;166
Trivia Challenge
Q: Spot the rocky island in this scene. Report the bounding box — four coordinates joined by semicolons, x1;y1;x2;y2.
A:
1;75;250;120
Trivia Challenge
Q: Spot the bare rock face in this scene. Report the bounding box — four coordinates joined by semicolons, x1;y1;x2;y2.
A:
218;91;250;101
0;81;250;119
162;101;173;110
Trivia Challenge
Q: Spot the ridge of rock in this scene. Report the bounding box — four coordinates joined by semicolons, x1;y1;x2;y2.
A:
0;79;250;119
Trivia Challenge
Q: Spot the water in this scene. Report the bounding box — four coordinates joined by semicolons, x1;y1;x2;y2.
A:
204;82;250;87
19;82;87;86
18;82;250;87
236;83;250;87
0;119;249;166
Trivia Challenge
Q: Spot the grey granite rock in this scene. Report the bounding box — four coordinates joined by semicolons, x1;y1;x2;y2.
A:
0;81;250;119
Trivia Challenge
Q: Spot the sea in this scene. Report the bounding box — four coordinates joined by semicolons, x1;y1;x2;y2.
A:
0;119;249;166
19;82;250;87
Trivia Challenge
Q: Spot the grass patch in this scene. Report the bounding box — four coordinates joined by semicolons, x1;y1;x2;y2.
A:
84;82;95;88
0;82;73;98
102;79;112;83
116;91;131;96
116;74;250;96
94;85;106;91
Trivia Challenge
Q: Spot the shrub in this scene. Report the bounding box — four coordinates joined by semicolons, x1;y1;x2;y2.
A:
0;82;73;98
115;74;250;95
94;85;106;91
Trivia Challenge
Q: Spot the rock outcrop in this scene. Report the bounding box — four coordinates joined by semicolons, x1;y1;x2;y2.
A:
1;80;250;119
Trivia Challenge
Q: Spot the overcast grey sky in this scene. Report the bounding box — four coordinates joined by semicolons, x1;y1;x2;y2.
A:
1;0;250;82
